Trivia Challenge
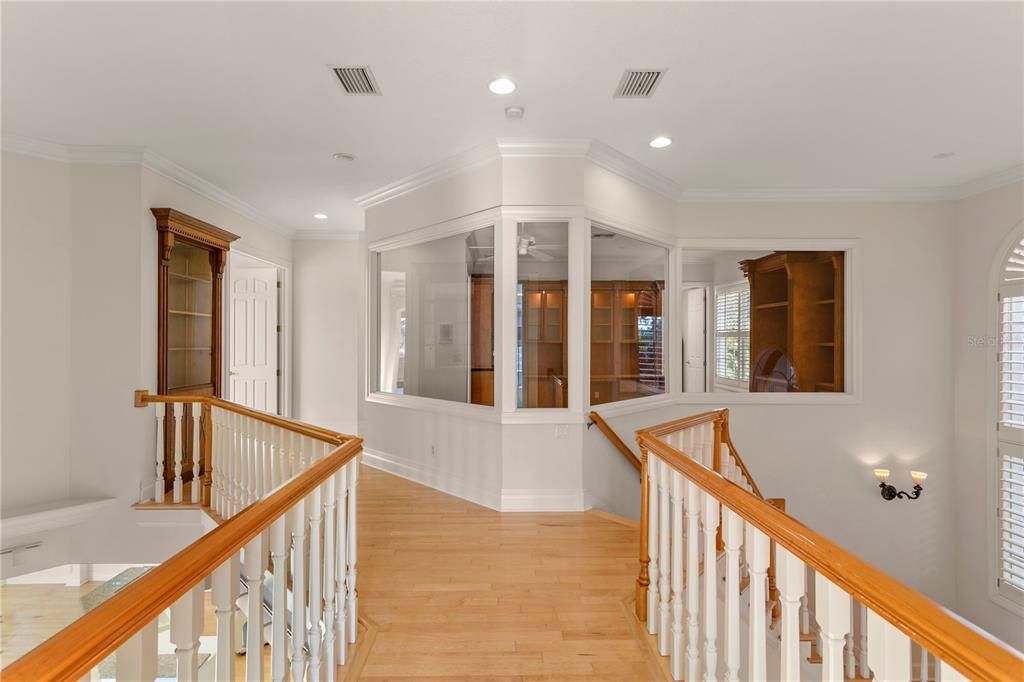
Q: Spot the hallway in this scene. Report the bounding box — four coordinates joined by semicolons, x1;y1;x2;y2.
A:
353;466;664;681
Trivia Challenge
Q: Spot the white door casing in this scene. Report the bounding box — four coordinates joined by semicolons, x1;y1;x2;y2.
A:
683;287;707;392
229;267;278;412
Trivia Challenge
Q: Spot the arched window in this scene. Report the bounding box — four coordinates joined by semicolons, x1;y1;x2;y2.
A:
997;232;1024;601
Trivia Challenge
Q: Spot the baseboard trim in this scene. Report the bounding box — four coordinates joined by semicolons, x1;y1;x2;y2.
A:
500;488;587;512
361;448;501;511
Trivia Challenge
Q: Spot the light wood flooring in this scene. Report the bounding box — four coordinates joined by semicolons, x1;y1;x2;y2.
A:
350;465;663;681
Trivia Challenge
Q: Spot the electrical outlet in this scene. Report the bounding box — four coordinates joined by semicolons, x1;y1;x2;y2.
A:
555;425;569;439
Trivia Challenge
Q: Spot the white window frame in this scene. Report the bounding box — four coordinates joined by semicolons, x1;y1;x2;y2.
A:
675;238;862;405
712;280;751;392
991;224;1024;615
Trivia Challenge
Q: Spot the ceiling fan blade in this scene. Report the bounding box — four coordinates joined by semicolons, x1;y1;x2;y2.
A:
468;245;494;249
529;249;554;262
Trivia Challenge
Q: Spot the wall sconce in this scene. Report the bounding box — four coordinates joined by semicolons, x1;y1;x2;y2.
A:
873;468;927;501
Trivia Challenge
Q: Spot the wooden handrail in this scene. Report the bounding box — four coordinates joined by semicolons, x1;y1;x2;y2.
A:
721;417;763;499
636;430;1024;681
3;437;363;682
134;389;355;445
588;411;642;472
638;407;728;439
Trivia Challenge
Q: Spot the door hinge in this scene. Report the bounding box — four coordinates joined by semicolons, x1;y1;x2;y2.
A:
276;369;281;377
277;281;282;289
277;324;282;333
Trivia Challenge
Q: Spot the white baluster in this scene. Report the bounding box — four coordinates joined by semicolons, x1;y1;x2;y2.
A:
346;461;359;643
170;584;203;681
210;407;219;515
228;411;238;517
190;403;202;504
213;553;240;682
746;523;770;681
703;488;719;681
806;566;822;663
669;469;684;680
846;612;857;679
919;645;929;682
172;403;184;503
308;472;325;681
722;508;742;682
858;601;870;679
336;465;349;665
154;404;166;503
702;422;714;468
937;660;967;681
245;417;255;505
658;458;671;655
647;453;660;635
290;493;308;681
269;513;288;682
867;609;911;681
816;575;851;682
115;618;158;682
776;547;805;681
244;533;265;681
685;479;701;682
323;464;338;681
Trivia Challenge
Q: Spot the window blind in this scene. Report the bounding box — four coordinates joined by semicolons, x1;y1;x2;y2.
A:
714;283;750;385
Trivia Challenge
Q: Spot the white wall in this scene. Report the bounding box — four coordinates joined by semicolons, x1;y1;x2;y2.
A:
293;238;363;435
952;180;1024;648
1;152;75;576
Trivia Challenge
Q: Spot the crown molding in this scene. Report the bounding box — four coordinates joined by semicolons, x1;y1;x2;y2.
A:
292;229;362;241
3;134;293;237
677;186;951;202
586;140;682;200
496;138;591;158
354;144;501;209
1;133;70;162
948;163;1024;200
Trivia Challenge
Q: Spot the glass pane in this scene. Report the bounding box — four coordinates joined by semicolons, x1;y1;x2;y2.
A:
167;242;213;390
378;225;494;405
680;248;845;393
517;222;569;408
590;226;666;406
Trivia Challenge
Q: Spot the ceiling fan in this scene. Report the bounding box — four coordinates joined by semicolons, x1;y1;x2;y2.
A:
466;226;564;263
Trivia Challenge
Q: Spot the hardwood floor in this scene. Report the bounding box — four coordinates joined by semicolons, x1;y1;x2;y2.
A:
352;465;664;681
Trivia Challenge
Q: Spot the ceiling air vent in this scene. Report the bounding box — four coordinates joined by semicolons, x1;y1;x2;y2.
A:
330;66;381;96
614;69;665;98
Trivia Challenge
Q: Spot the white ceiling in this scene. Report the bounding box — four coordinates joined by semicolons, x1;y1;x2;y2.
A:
3;2;1021;235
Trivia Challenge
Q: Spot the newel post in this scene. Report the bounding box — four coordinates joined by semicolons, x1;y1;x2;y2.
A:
636;442;650;623
201;401;213;508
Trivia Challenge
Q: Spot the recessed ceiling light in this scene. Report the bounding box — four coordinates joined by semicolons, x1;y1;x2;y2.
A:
934;152;955;159
649;136;673;149
313;213;328;220
489;77;516;95
333;152;356;161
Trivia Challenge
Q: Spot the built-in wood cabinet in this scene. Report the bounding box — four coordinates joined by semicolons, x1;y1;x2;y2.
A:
520;281;568;408
154;208;238;491
470;275;494;406
740;251;843;392
591;281;664;405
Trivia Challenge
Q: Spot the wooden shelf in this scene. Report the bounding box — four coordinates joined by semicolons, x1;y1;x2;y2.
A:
168;347;211;352
818;298;835;305
817;342;835;347
169;272;212;284
755;301;789;310
168;310;213;318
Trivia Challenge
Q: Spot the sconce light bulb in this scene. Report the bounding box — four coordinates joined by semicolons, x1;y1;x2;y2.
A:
873;468;890;483
911;471;928;486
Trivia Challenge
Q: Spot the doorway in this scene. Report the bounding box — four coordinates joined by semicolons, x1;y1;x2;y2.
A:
226;251;286;414
681;285;709;392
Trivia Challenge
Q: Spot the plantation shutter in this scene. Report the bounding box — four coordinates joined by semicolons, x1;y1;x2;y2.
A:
714;283;750;386
998;235;1024;598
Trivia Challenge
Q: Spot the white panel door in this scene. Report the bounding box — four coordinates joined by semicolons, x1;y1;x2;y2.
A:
229;267;278;412
683;287;707;392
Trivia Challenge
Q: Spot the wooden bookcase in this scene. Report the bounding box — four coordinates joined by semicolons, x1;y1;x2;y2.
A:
153;208;239;489
590;280;664;405
740;251;843;392
470;275;494;406
520;280;568;408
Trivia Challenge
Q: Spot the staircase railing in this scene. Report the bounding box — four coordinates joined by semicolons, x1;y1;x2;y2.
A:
635;409;1024;681
4;391;363;682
